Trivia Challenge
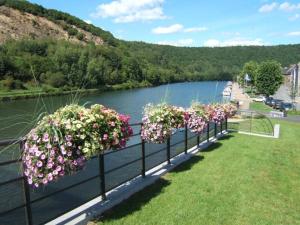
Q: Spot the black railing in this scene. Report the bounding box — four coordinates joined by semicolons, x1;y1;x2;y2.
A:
0;120;227;225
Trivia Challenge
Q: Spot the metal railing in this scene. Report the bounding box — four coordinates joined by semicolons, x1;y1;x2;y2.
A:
0;120;227;225
228;110;274;136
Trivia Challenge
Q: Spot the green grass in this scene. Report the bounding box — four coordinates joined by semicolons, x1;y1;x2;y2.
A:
250;102;273;112
288;110;300;116
94;120;300;225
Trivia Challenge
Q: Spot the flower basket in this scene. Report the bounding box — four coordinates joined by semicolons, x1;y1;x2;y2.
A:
141;103;185;144
22;104;132;188
222;103;238;118
185;103;209;133
208;104;226;124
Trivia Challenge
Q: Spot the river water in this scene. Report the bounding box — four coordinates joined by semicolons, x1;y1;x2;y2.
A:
0;81;227;140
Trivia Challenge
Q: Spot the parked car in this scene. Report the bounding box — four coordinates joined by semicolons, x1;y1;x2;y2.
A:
253;95;266;102
265;97;273;106
270;98;277;107
273;99;284;109
280;102;293;111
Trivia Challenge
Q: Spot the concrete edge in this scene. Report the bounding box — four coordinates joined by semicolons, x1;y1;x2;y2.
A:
237;124;280;139
46;132;227;225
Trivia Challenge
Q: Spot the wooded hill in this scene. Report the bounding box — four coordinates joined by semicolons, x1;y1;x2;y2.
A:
0;0;300;92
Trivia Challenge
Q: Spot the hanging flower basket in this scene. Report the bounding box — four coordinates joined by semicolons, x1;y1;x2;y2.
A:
141;103;185;144
22;104;132;188
207;104;226;124
222;103;238;118
186;103;209;133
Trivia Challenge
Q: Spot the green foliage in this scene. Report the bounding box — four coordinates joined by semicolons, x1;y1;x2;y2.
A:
42;71;65;88
67;27;78;36
76;32;84;41
239;61;259;86
0;76;24;90
256;61;283;96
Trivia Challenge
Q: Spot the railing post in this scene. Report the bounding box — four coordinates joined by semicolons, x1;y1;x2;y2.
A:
214;123;217;137
225;117;228;131
141;139;146;178
250;112;252;133
197;134;200;147
20;141;33;225
99;153;106;200
167;137;171;164
185;124;188;154
206;123;210;142
220;120;223;134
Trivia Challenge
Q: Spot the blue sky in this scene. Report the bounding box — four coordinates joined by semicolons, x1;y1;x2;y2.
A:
28;0;300;47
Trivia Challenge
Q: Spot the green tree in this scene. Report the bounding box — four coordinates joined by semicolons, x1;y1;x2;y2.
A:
240;61;259;86
256;61;283;96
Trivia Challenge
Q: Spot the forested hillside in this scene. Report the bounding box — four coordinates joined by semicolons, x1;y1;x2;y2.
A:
0;0;300;94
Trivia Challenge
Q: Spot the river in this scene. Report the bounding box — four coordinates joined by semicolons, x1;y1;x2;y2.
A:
0;81;227;140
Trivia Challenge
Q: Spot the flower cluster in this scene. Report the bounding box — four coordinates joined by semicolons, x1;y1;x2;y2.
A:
22;104;132;188
222;103;237;118
185;103;209;133
207;104;227;124
141;104;185;143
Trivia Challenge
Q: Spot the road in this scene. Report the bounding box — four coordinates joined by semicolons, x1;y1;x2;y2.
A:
272;85;292;102
272;84;300;110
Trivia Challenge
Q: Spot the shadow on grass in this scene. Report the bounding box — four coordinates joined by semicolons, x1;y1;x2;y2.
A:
171;155;204;173
200;142;222;152
96;178;171;223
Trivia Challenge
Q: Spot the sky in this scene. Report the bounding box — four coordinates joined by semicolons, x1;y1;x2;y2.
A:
28;0;300;47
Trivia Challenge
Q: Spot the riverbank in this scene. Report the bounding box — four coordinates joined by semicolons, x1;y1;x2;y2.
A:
0;81;153;102
231;82;251;110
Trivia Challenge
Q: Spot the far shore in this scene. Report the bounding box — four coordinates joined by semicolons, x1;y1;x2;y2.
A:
0;80;231;102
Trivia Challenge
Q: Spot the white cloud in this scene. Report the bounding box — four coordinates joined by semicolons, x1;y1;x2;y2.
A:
203;38;265;47
152;24;183;34
152;24;207;34
84;20;92;24
183;27;207;33
289;13;300;20
203;39;221;47
157;39;195;47
287;31;300;36
279;2;300;12
91;0;166;23
259;2;278;13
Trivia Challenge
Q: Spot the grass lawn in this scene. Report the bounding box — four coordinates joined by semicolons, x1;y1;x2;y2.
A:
249;102;273;112
288;110;300;116
95;120;300;225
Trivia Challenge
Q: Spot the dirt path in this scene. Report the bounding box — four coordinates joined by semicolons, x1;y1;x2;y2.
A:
231;83;251;110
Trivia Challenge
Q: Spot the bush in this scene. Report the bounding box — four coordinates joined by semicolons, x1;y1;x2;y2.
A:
67;27;78;36
76;32;84;41
1;76;25;90
43;72;65;88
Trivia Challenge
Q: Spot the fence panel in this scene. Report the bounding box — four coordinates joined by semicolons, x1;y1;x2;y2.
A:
104;144;142;192
145;143;167;171
30;177;100;225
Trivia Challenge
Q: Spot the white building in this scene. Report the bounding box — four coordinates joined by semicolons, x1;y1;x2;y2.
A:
287;63;300;98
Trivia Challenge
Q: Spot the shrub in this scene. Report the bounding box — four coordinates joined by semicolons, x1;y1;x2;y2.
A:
76;32;85;41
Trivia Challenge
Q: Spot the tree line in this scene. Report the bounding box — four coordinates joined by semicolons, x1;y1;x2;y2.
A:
0;0;300;92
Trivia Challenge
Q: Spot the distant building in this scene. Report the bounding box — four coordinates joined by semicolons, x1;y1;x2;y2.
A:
282;67;292;86
287;63;300;98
